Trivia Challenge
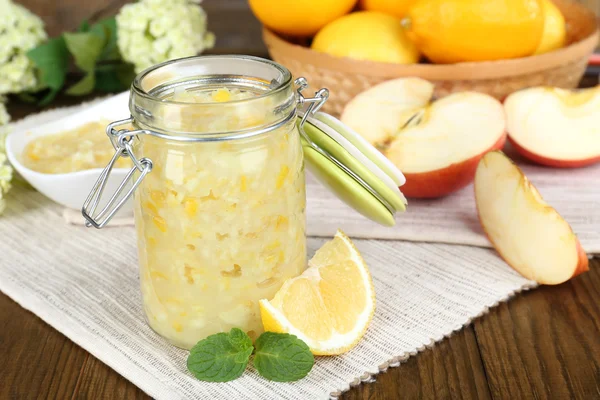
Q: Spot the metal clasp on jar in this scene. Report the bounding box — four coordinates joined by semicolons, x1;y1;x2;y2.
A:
81;77;330;229
81;123;153;228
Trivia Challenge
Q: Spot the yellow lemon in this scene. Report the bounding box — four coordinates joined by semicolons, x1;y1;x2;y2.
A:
312;11;419;64
534;0;567;54
249;0;357;37
405;0;545;63
358;0;417;19
259;230;375;355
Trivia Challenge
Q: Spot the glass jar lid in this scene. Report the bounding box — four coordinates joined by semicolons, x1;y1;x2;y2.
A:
294;82;406;227
81;56;407;228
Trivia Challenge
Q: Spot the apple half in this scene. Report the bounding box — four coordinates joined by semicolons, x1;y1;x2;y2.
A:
505;86;600;168
341;78;506;198
475;151;588;285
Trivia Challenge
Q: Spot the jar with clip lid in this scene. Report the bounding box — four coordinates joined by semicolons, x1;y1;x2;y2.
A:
82;55;407;349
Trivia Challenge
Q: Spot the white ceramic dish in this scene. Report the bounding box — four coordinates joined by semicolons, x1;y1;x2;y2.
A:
6;91;134;214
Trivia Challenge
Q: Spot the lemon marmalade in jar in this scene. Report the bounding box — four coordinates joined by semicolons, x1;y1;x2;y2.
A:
118;56;306;349
83;57;410;349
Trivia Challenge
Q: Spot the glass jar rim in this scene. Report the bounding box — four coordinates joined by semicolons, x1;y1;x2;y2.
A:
131;55;293;106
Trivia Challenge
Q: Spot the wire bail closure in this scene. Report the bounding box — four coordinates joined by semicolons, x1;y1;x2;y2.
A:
295;77;329;129
81;77;330;229
81;120;153;228
294;80;396;215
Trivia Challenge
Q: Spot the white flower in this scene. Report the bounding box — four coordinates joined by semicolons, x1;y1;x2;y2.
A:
0;100;12;216
0;0;47;95
117;0;215;73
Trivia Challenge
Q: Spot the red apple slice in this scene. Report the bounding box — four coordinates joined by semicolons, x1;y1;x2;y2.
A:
505;86;600;168
342;79;506;198
341;77;435;147
475;151;589;285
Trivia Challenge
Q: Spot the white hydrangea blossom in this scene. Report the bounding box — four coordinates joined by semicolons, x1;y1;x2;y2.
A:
117;0;215;73
0;0;47;95
0;100;13;215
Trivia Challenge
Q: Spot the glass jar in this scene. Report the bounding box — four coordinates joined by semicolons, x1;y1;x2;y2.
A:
83;55;406;350
83;56;322;349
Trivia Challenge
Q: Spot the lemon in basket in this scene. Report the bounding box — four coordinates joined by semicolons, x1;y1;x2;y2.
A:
404;0;545;63
358;0;417;19
259;230;375;355
534;0;567;55
312;11;420;64
249;0;357;37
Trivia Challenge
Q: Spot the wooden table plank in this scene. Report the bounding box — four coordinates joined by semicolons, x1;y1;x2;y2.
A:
0;292;88;400
342;327;491;400
72;356;148;400
474;259;600;400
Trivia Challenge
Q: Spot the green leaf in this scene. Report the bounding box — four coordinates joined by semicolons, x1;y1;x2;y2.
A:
78;20;90;32
91;17;120;61
66;72;95;96
63;32;105;72
38;88;60;106
187;328;253;382
26;37;69;91
229;326;253;353
95;63;134;92
17;92;38;103
116;63;136;87
95;69;125;92
253;332;314;382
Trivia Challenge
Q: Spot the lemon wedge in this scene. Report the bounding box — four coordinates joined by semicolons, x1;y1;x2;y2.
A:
259;230;375;355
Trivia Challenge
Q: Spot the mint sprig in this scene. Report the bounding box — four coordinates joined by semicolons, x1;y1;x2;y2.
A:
187;328;253;382
186;329;315;383
254;332;315;382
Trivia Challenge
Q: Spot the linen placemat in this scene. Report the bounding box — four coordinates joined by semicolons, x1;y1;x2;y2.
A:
61;166;600;255
14;98;599;254
0;186;536;399
305;157;600;254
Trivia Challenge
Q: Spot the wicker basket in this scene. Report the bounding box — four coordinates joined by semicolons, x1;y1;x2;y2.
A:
264;0;599;116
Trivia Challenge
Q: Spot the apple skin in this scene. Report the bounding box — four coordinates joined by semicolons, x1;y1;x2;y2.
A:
508;136;600;168
402;133;507;198
477;221;589;285
474;151;589;285
574;241;590;277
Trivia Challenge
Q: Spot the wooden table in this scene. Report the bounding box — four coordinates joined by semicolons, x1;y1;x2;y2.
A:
3;1;600;399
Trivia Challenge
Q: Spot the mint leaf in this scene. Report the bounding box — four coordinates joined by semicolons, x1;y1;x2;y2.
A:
66;71;95;95
27;37;69;91
229;326;253;350
254;332;314;382
187;328;253;382
63;32;104;72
